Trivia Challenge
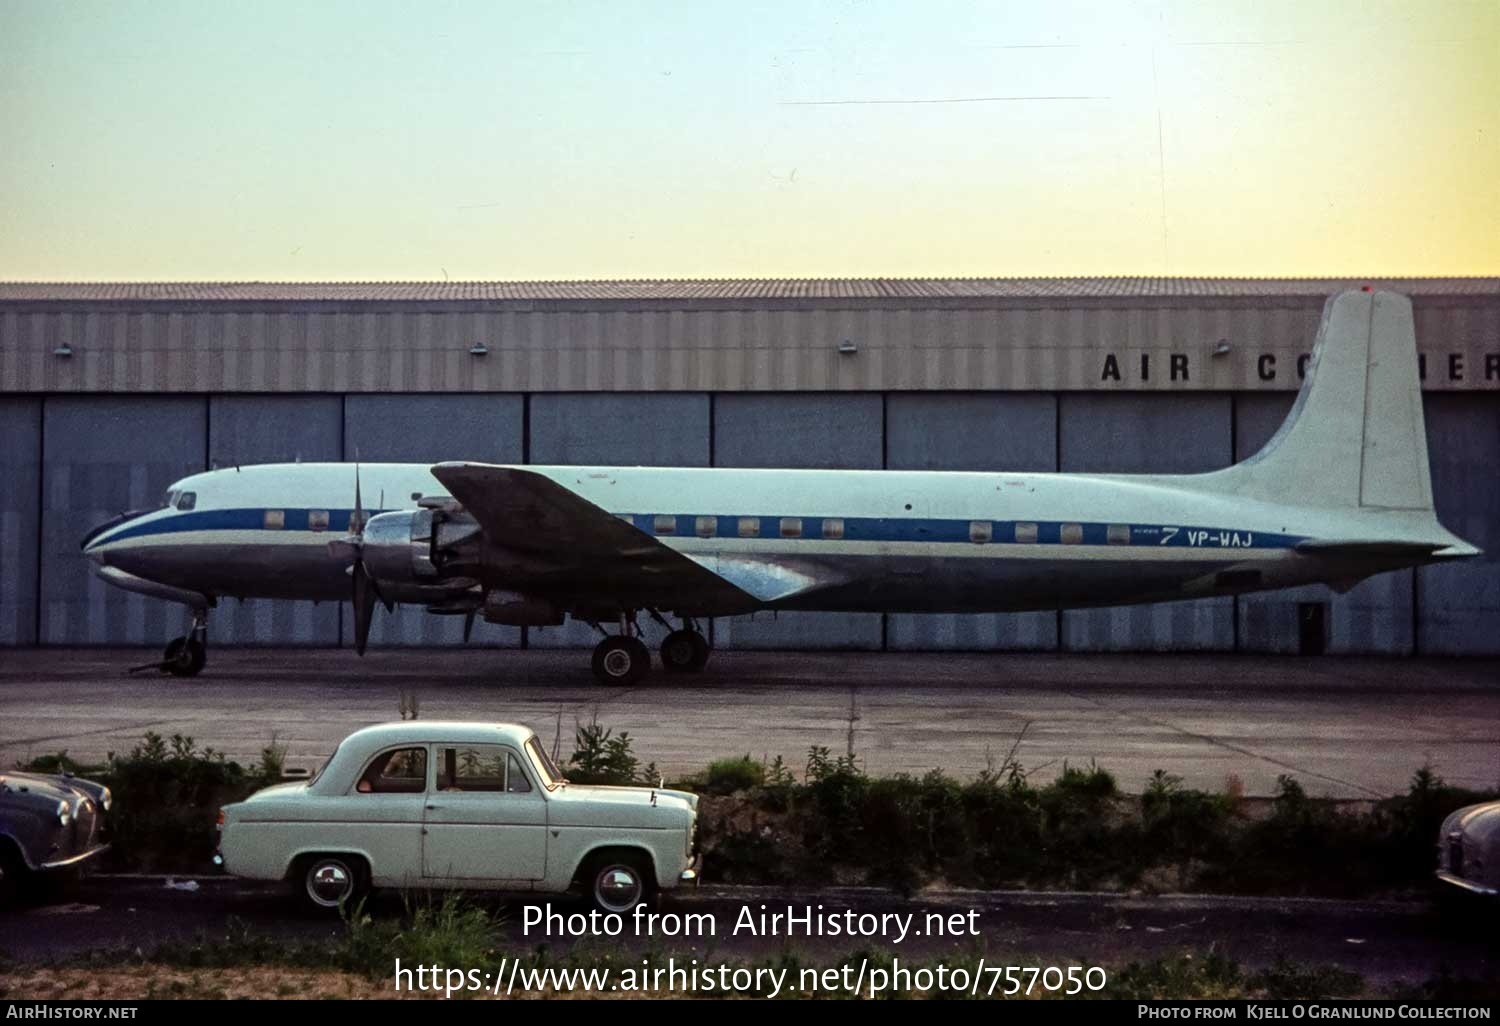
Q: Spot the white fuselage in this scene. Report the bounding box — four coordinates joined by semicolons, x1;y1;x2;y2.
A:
82;461;1441;617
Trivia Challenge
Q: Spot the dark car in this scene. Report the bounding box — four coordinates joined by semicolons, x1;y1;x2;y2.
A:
0;771;111;902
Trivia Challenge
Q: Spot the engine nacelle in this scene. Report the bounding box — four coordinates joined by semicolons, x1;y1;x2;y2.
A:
360;508;485;584
360;510;438;582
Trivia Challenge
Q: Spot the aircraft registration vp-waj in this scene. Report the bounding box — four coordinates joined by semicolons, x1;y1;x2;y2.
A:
83;289;1479;684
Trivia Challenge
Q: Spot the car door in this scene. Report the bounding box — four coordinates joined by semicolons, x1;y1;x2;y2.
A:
421;744;547;881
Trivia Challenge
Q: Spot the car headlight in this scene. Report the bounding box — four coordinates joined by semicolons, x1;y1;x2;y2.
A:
56;800;71;827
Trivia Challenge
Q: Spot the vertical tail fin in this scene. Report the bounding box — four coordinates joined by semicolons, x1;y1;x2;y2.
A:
1211;289;1433;511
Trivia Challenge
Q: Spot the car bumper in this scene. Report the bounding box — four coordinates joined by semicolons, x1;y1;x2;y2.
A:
40;843;110;872
680;853;703;885
1436;870;1499;897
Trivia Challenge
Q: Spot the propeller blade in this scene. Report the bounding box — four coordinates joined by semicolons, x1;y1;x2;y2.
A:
462;610;476;644
352;454;365;537
352;560;376;656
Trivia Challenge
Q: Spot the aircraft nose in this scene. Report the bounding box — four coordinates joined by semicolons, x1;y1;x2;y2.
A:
80;508;151;564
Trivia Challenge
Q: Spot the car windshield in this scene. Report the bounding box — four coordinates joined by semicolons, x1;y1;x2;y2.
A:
525;735;566;790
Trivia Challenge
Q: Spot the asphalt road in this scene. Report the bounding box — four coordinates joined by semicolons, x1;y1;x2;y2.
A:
1;876;1493;990
3;648;1499;798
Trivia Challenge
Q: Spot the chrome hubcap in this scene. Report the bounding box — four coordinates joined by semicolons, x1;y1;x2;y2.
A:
307;861;352;907
595;865;642;911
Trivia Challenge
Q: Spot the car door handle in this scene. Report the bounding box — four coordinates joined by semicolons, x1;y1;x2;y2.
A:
425;803;441;811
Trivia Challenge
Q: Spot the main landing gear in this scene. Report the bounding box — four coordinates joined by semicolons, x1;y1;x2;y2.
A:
589;613;710;686
131;608;209;678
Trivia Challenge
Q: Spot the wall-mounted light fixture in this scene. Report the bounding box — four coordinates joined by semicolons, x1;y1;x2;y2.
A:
53;343;74;358
837;340;858;355
1212;339;1232;357
469;342;489;356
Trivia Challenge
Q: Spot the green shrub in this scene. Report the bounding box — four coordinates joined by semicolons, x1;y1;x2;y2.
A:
567;722;657;785
702;755;764;795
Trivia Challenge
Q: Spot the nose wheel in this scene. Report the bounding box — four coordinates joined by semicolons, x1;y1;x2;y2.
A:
131;610;209;678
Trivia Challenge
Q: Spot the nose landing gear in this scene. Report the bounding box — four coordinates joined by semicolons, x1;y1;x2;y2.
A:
130;609;209;678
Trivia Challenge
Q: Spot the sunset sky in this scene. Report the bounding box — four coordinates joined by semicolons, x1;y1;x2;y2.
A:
3;0;1497;280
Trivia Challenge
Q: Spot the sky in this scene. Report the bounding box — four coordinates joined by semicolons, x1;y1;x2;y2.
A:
2;0;1497;280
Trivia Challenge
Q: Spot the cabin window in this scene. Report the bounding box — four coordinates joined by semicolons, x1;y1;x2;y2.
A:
355;746;428;795
1061;523;1084;545
1107;524;1131;545
1015;522;1038;544
738;517;761;538
308;510;330;532
970;521;993;544
822;518;845;540
263;509;285;530
695;516;716;538
177;492;196;511
780;517;803;538
653;514;676;535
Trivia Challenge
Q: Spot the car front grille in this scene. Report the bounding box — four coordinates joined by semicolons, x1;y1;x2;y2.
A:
1448;837;1465;878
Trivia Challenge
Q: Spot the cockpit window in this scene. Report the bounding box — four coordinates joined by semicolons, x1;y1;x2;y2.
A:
176;492;197;511
163;489;180;509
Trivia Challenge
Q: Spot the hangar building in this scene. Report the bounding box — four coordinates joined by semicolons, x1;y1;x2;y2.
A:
2;277;1497;656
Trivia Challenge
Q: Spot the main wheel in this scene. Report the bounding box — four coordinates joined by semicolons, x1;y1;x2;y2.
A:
660;629;710;673
583;852;658;914
297;854;369;915
163;637;206;677
591;636;650;686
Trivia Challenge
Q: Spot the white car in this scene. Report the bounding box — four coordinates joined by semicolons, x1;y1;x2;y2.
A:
215;721;701;913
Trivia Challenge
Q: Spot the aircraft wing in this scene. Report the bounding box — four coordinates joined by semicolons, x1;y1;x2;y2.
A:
429;462;762;613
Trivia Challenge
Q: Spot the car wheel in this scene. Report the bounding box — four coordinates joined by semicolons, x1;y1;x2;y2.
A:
298;854;368;914
585;853;657;915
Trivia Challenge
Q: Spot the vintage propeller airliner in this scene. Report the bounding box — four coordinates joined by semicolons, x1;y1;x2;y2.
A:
82;289;1478;684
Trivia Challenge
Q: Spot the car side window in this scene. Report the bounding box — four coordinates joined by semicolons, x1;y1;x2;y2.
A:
436;744;530;793
507;753;532;793
355;746;427;794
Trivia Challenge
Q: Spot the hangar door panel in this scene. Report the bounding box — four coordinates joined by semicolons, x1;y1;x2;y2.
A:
885;394;1059;652
208;396;342;645
344;394;524;648
713;395;883;651
1418;395;1500;655
525;393;711;649
41;397;207;644
0;400;41;645
1059;394;1234;652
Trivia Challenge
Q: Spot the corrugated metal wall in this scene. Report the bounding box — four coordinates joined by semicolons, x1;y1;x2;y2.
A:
3;299;1494;394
